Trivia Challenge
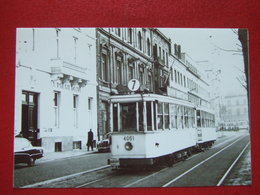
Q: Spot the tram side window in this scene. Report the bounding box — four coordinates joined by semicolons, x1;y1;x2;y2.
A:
201;111;203;127
196;110;201;128
178;106;184;129
191;108;195;128
154;102;157;130
170;104;177;129
207;113;209;127
201;112;206;127
157;102;163;129
121;103;137;131
188;108;193;128
146;102;152;131
138;102;144;131
164;103;170;129
210;114;212;127
184;107;189;128
204;112;207;127
113;104;118;131
192;110;196;127
211;114;215;127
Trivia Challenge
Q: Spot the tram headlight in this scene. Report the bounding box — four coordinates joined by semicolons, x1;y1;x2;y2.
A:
125;142;133;151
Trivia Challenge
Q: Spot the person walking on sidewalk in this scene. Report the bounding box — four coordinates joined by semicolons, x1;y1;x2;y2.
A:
87;129;94;151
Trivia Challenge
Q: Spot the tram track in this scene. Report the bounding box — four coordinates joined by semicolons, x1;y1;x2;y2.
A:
76;134;249;188
162;135;248;187
21;133;249;188
21;165;111;188
216;142;250;186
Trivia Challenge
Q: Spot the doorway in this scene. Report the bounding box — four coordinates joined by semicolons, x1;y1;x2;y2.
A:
21;91;39;146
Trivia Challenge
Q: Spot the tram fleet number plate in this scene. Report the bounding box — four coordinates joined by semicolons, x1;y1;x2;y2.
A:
123;135;134;141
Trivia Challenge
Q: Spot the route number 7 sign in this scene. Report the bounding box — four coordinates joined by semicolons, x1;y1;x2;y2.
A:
128;79;140;92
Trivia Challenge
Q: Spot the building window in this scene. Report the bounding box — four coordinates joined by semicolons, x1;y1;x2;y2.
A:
116;58;122;84
160;69;164;87
100;53;108;81
139;66;144;85
55;28;60;58
73;95;79;128
237;108;240;115
147;72;152;89
184;76;186;87
55;142;62;152
88;97;93;111
128;28;132;44
116;28;121;37
128;64;134;80
53;91;60;128
147;38;150;56
174;70;177;83
163;50;165;62
166;52;168;66
73;36;78;64
138;31;142;51
73;141;82;149
32;28;35;51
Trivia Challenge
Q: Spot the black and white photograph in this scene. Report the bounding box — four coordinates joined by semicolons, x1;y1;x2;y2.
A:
13;28;250;188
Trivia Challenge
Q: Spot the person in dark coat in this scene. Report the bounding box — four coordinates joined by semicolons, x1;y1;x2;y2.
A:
87;129;94;151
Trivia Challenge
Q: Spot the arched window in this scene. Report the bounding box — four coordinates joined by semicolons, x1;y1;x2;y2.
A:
138;31;142;51
147;38;150;56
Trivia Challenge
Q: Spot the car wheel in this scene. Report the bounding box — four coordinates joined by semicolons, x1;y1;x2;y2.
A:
28;157;35;167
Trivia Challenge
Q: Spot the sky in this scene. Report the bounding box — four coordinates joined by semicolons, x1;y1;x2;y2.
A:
159;28;247;96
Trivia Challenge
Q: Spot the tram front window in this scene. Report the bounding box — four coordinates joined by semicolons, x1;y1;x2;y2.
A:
121;103;136;131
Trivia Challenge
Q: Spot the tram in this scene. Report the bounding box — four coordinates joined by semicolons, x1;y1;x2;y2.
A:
108;93;216;168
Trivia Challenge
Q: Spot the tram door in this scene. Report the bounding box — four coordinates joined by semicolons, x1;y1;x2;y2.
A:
21;91;39;146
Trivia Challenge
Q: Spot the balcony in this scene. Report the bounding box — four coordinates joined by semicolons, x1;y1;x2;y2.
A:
154;57;166;67
50;59;87;80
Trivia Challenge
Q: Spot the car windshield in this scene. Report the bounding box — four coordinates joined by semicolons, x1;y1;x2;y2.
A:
14;138;31;151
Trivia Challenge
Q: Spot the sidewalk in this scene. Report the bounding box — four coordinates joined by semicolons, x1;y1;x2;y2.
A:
38;148;98;163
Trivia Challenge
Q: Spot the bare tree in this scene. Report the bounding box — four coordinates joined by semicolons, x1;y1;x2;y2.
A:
238;29;249;97
211;29;249;94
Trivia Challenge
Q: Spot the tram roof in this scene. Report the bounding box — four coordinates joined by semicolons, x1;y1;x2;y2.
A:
109;93;193;106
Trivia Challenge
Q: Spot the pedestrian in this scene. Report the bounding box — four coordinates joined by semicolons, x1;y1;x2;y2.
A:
87;129;94;151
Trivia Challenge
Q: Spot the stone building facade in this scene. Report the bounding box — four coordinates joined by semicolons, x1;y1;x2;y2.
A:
15;28;97;152
167;44;211;110
221;94;249;130
96;28;171;140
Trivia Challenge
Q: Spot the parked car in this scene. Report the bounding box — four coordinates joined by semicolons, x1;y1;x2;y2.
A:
14;137;44;167
97;133;111;152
